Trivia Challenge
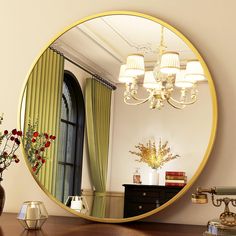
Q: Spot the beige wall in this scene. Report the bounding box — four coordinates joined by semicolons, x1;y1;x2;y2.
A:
110;83;212;190
1;0;235;225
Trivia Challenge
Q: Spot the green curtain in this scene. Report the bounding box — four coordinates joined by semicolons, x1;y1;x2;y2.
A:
85;78;112;218
24;48;64;195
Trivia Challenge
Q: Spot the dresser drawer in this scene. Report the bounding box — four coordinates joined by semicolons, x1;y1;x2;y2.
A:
125;188;160;200
123;202;157;217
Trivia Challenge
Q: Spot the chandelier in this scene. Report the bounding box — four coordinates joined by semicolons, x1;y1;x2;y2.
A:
118;26;205;109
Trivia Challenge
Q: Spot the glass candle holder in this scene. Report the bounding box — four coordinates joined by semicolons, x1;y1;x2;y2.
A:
17;201;48;230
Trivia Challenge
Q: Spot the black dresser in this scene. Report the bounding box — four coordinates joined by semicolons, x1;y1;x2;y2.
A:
123;184;184;218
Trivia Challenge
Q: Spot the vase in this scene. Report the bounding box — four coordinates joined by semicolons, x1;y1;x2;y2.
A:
0;182;5;216
148;168;159;185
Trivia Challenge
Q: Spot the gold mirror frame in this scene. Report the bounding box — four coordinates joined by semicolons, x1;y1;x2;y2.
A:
19;11;218;223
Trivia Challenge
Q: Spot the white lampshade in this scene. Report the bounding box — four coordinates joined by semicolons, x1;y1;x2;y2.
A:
125;54;145;76
118;64;134;84
185;60;205;82
143;71;162;89
160;51;180;74
175;69;194;88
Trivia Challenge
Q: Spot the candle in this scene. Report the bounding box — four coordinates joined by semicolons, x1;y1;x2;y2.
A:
26;204;40;229
71;197;83;211
17;201;48;230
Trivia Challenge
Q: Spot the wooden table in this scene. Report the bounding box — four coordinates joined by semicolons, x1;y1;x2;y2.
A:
0;213;206;236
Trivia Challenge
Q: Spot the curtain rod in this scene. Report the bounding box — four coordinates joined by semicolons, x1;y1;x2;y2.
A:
50;47;116;90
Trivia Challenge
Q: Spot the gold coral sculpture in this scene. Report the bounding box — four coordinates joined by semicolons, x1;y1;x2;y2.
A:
130;140;179;169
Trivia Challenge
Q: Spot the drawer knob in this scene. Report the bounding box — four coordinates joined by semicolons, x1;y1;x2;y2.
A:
138;205;143;209
142;192;147;196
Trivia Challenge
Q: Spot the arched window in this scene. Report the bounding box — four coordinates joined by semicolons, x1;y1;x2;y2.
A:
56;71;85;203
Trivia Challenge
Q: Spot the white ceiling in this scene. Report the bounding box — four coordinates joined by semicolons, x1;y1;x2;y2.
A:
52;15;196;84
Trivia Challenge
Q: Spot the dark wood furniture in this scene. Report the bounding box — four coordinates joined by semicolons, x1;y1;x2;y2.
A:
0;213;206;236
123;184;183;218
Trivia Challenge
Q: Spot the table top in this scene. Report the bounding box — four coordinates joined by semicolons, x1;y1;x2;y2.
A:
123;184;183;188
0;213;207;236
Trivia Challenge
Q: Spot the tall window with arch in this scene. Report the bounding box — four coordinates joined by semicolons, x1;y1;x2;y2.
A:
56;71;85;203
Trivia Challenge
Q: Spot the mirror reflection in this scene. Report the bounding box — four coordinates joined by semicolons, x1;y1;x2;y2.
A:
21;14;213;219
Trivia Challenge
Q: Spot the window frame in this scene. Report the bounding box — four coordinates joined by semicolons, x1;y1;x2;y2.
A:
56;70;85;202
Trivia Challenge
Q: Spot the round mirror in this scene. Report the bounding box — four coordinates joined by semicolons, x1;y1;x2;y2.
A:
20;11;217;222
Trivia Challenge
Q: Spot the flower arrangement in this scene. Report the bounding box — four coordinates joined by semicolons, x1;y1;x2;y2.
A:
130;139;179;169
0;115;21;181
23;122;56;175
0;114;56;178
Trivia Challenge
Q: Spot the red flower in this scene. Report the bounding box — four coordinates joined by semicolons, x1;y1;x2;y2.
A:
49;135;56;140
12;129;17;135
35;150;39;154
10;136;15;141
45;141;51;148
4;130;8;135
15;138;20;145
40;147;45;152
44;133;49;139
37;156;42;160
42;159;46;164
32;138;36;143
15;158;20;163
33;132;39;137
13;155;17;159
17;131;23;136
32;167;37;172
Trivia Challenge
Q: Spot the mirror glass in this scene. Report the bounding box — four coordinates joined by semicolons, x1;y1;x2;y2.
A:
20;12;217;221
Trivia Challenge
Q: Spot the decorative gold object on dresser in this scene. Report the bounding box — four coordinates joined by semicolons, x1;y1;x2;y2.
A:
129;139;179;169
130;139;179;185
20;11;217;222
192;186;236;235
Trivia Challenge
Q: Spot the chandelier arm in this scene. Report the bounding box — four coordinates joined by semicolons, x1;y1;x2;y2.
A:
124;97;150;106
169;96;197;106
167;99;184;110
129;92;154;102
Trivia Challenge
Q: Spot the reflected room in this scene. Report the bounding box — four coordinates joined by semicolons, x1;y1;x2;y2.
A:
20;14;213;219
